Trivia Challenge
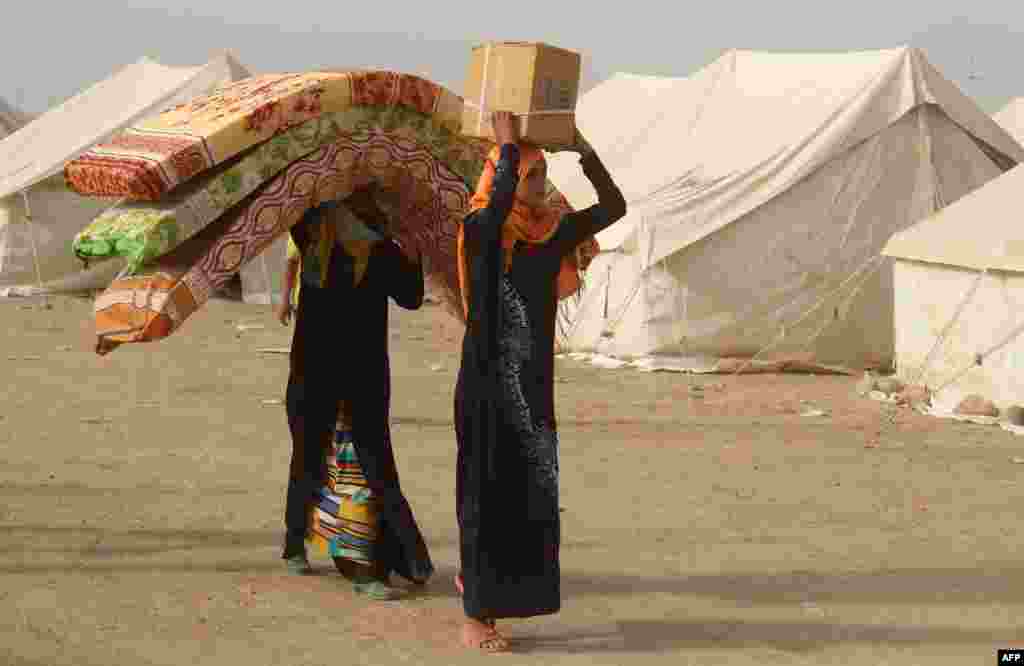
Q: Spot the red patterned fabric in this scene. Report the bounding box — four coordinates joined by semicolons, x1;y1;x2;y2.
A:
93;128;483;353
65;70;457;201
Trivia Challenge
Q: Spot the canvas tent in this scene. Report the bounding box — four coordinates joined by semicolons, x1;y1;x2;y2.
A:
882;163;1024;410
0;51;273;297
0;98;30;138
546;47;1024;371
994;98;1024;144
237;234;290;305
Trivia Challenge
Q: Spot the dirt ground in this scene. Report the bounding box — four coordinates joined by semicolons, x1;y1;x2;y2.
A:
2;294;1024;665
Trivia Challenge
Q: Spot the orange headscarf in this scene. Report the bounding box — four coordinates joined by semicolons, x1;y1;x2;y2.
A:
457;144;598;317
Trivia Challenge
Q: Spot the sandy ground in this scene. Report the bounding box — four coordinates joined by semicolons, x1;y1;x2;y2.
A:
3;294;1024;665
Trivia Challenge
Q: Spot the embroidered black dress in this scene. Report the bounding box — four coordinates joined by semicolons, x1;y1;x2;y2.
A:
454;144;626;619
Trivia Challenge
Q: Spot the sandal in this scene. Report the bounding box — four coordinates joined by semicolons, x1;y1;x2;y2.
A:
352;579;406;601
284;553;313;575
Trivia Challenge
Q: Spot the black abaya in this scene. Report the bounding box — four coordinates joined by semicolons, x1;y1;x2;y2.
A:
285;227;434;584
455;144;627;619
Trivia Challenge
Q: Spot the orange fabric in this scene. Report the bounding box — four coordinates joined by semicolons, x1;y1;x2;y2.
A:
457;144;597;318
93;273;197;355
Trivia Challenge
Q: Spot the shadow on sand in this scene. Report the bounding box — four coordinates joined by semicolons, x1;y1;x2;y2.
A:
1;524;1023;604
3;524;1024;655
512;618;1023;655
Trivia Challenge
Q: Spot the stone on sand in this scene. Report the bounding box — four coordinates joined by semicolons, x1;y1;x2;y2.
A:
875;377;904;394
898;384;931;406
1005;405;1024;426
954;394;999;418
856;372;876;396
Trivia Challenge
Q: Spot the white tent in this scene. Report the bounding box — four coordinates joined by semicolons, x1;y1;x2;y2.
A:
0;98;30;138
882;164;1024;410
546;47;1024;371
994;98;1024;144
0;51;252;296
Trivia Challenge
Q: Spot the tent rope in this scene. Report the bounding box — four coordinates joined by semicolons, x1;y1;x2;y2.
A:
711;251;895;447
863;262;996;446
803;253;889;351
929;317;1024;396
557;218;650;348
560;257;616;343
904;267;988;388
599;261;646;340
555;264;588;352
858;268;1024;447
861;146;957;447
729;253;886;376
597;215;658;341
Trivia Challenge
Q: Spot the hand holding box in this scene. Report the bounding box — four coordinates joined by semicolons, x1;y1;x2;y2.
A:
461;41;581;147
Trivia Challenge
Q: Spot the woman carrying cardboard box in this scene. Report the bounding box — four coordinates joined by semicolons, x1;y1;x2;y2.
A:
453;111;627;651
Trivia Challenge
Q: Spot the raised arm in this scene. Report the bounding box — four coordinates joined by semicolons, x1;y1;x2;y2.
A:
463;111;522;238
464;142;521;236
548;139;627;258
379;238;424;310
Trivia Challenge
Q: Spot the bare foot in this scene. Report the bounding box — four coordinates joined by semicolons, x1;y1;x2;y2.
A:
454;575;494;626
461;619;509;653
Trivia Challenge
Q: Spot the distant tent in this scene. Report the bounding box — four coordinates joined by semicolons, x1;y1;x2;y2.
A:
883;163;1024;410
0;98;30;138
994;98;1024;144
237;233;289;306
546;47;1024;371
0;51;252;296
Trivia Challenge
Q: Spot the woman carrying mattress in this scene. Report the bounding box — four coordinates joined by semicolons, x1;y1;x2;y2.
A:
277;186;434;600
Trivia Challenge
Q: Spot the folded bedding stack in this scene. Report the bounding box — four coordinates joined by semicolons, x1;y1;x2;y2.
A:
64;70;575;354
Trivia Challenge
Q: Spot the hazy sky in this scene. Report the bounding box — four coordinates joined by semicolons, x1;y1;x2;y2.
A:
4;1;1022;113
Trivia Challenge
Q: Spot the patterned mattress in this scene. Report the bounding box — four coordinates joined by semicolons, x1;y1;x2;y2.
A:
65;71;463;200
72;106;486;273
69;69;576;355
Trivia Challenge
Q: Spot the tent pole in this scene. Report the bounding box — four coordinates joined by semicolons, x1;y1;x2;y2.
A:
20;188;49;308
259;251;272;306
603;265;611;319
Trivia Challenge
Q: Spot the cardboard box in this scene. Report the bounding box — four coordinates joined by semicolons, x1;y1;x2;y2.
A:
461;41;580;146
